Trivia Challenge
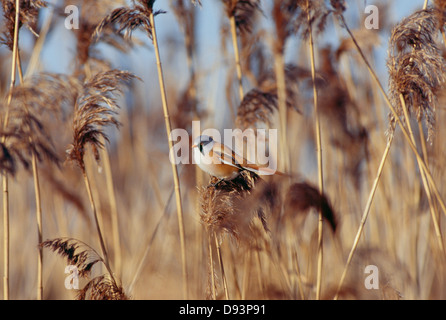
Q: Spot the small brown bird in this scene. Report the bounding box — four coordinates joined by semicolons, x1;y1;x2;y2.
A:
192;135;284;182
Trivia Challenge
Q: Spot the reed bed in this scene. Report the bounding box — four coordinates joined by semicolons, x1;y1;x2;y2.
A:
0;0;445;300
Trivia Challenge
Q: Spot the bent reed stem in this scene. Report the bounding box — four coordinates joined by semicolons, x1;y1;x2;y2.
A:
81;167;116;285
399;94;445;256
339;14;446;221
334;133;394;300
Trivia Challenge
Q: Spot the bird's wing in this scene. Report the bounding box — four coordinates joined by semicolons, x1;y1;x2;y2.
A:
213;142;286;176
212;142;246;170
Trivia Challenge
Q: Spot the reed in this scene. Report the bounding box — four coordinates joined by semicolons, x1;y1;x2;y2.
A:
1;0;446;301
95;0;188;298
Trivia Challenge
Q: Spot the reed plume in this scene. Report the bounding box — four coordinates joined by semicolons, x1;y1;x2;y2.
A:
319;46;369;189
0;75;66;175
284;182;337;233
199;171;275;300
199;172;268;240
41;238;128;300
95;0;188;298
66;69;137;297
0;0;46;49
434;0;446;29
235;64;303;170
67;70;137;170
0;101;60;171
1;0;49;300
296;0;345;300
221;0;262;111
387;8;446;142
387;8;446;259
93;3;165;42
222;0;261;34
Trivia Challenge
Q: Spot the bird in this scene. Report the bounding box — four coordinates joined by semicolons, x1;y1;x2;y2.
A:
192;135;284;184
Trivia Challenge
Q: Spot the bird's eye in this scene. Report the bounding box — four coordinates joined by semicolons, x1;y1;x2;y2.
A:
199;143;203;153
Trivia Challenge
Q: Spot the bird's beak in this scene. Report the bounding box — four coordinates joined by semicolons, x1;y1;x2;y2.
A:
191;144;197;149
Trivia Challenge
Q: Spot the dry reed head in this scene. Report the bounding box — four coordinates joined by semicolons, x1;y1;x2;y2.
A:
41;238;128;300
0;0;46;50
66;70;138;170
319;46;369;188
0;106;60;169
235;89;277;130
0;73;75;175
41;238;102;277
296;0;332;39
222;0;262;34
170;0;197;57
271;0;300;53
258;64;304;111
387;9;446;141
434;0;446;29
272;0;346;53
199;171;270;240
77;275;128;300
236;64;304;130
63;0;136;75
94;0;166;42
284;182;337;232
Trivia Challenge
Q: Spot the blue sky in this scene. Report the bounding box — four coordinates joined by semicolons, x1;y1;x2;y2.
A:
14;0;431;127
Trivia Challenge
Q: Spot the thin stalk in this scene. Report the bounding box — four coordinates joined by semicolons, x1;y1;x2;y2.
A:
254;246;264;296
3;0;21;300
17;53;44;300
292;247;305;300
2;175;9;301
13;39;45;300
307;0;324;300
208;231;217;300
339;14;446;220
229;15;244;102
334;133;394;300
215;232;229;300
400;94;445;256
81;167;116;286
148;11;188;299
273;53;290;173
25;6;54;79
32;153;43;300
241;249;250;300
128;187;174;295
100;140;122;280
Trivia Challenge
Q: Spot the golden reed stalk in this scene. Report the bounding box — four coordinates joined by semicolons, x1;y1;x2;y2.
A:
149;10;188;299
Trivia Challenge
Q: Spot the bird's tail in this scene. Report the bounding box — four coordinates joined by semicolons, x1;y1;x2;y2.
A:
243;164;288;176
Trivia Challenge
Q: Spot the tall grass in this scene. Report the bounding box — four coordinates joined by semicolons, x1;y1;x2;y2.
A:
0;0;445;300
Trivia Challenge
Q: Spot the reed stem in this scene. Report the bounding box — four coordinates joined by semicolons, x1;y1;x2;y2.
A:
2;0;21;300
229;15;244;103
208;231;217;300
399;94;445;256
339;14;446;220
334;133;394;300
100;140;122;280
32;154;43;300
81;167;116;286
214;232;229;300
148;10;188;299
306;0;324;300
